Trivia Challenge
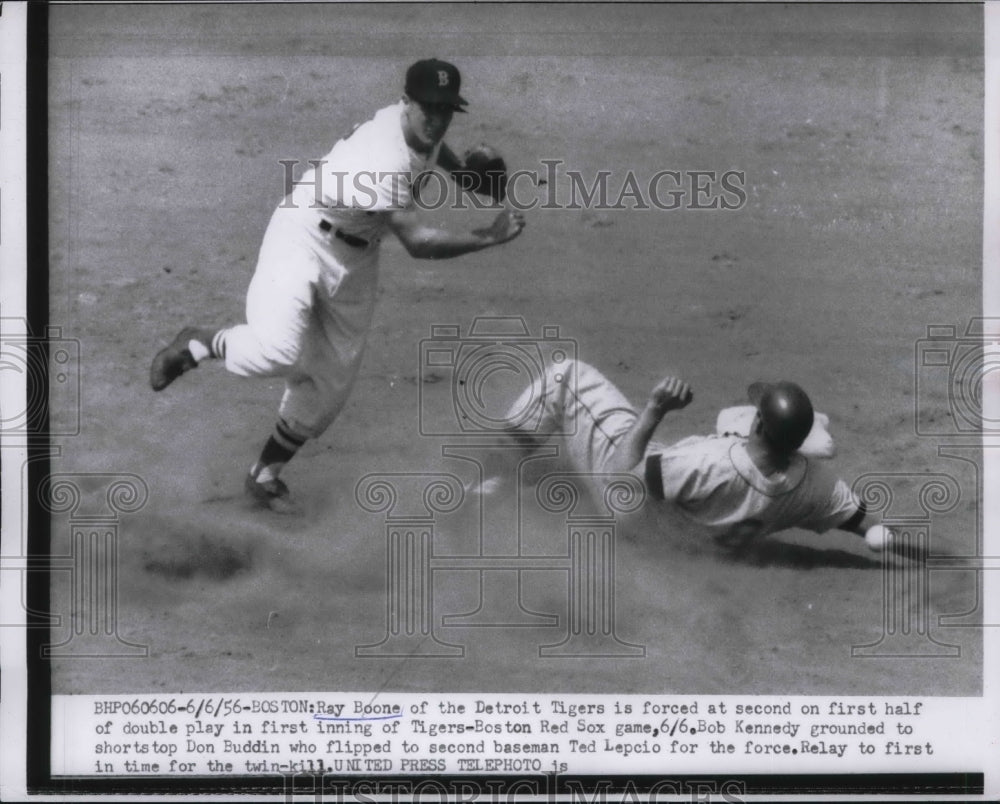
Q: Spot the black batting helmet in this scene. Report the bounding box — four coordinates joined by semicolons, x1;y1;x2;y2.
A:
747;380;814;454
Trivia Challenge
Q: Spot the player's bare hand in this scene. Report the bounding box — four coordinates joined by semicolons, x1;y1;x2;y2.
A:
474;209;525;245
649;377;693;413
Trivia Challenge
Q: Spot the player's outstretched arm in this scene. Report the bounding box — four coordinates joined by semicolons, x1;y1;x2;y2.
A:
606;377;693;474
387;207;525;260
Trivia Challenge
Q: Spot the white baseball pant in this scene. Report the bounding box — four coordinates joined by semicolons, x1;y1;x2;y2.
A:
221;204;380;439
506;358;656;476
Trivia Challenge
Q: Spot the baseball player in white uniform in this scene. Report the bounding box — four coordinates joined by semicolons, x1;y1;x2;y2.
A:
150;59;525;512
481;358;883;544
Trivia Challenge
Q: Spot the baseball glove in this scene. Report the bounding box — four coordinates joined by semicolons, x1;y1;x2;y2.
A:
454;144;508;204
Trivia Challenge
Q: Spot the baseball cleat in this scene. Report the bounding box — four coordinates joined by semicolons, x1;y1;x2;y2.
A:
244;472;297;514
150;326;204;391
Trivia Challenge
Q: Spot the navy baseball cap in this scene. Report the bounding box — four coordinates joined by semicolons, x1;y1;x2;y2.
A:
405;59;468;111
748;380;814;453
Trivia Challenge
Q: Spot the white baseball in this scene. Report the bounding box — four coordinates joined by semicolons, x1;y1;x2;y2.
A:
865;524;894;552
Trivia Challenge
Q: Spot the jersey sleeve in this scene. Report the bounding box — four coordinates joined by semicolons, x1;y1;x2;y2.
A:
653;437;720;505
797;462;860;533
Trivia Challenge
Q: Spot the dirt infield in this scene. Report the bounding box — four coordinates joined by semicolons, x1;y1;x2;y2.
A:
47;4;982;696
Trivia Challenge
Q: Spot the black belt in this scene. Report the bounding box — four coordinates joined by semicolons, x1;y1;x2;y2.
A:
644;454;665;501
319;219;369;249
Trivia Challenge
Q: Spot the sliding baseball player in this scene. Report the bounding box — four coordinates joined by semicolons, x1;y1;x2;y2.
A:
150;59;522;512
479;358;891;549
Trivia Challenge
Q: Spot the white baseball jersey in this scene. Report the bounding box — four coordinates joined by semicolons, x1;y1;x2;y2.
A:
220;103;438;439
510;359;858;539
646;434;856;536
292;101;441;243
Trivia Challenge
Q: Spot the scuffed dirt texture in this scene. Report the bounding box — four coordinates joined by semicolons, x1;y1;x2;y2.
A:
46;4;982;698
